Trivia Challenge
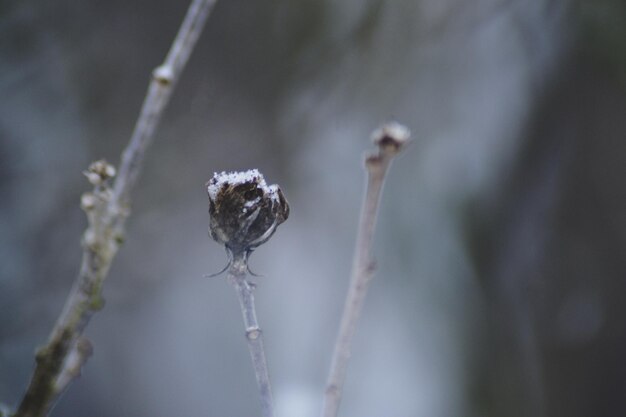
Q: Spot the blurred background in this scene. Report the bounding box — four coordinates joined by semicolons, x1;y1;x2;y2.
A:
1;0;626;416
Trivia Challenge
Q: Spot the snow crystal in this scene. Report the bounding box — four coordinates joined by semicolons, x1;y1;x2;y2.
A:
267;184;281;203
207;169;279;202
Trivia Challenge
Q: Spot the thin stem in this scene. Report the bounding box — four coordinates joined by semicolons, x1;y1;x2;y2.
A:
112;0;218;207
228;253;275;417
322;122;410;417
14;2;218;416
54;337;93;397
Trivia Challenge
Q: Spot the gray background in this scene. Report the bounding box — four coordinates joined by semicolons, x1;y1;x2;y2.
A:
2;1;626;416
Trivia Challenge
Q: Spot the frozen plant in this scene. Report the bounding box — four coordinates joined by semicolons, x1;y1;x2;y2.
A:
205;169;290;417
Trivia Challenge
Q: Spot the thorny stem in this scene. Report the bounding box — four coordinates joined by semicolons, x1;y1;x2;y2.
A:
322;122;410;417
228;253;275;417
13;1;218;416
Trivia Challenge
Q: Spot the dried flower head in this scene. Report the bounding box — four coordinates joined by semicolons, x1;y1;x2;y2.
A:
207;169;289;258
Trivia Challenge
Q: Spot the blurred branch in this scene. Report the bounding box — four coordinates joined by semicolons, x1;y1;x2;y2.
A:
13;1;218;416
112;0;218;207
322;122;410;417
0;402;12;417
54;337;93;396
228;254;275;417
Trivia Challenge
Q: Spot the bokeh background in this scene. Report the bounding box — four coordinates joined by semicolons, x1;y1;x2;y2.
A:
2;1;626;416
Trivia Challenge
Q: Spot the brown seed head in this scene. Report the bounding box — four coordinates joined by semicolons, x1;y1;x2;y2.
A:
206;169;289;256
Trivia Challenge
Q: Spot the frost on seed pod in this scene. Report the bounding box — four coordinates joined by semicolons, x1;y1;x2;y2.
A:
206;169;289;256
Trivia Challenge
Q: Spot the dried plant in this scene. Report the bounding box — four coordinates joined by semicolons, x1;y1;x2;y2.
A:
206;169;290;417
11;1;218;416
322;122;411;417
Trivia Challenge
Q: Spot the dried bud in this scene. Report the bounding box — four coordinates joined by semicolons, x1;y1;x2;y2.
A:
84;159;116;186
80;193;97;211
371;122;410;153
153;65;174;85
207;169;289;256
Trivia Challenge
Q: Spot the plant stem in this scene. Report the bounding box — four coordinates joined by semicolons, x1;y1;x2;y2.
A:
228;253;275;417
322;123;410;417
112;0;218;208
54;337;93;397
13;2;218;416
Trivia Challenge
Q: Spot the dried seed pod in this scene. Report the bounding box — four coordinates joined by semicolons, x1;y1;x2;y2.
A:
207;169;289;256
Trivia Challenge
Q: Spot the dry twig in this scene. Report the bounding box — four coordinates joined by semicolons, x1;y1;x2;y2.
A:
13;1;218;416
322;122;410;417
228;254;275;417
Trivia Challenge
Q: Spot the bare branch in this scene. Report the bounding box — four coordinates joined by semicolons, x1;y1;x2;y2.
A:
54;337;94;396
228;254;275;417
322;122;410;417
112;0;217;207
14;1;218;416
